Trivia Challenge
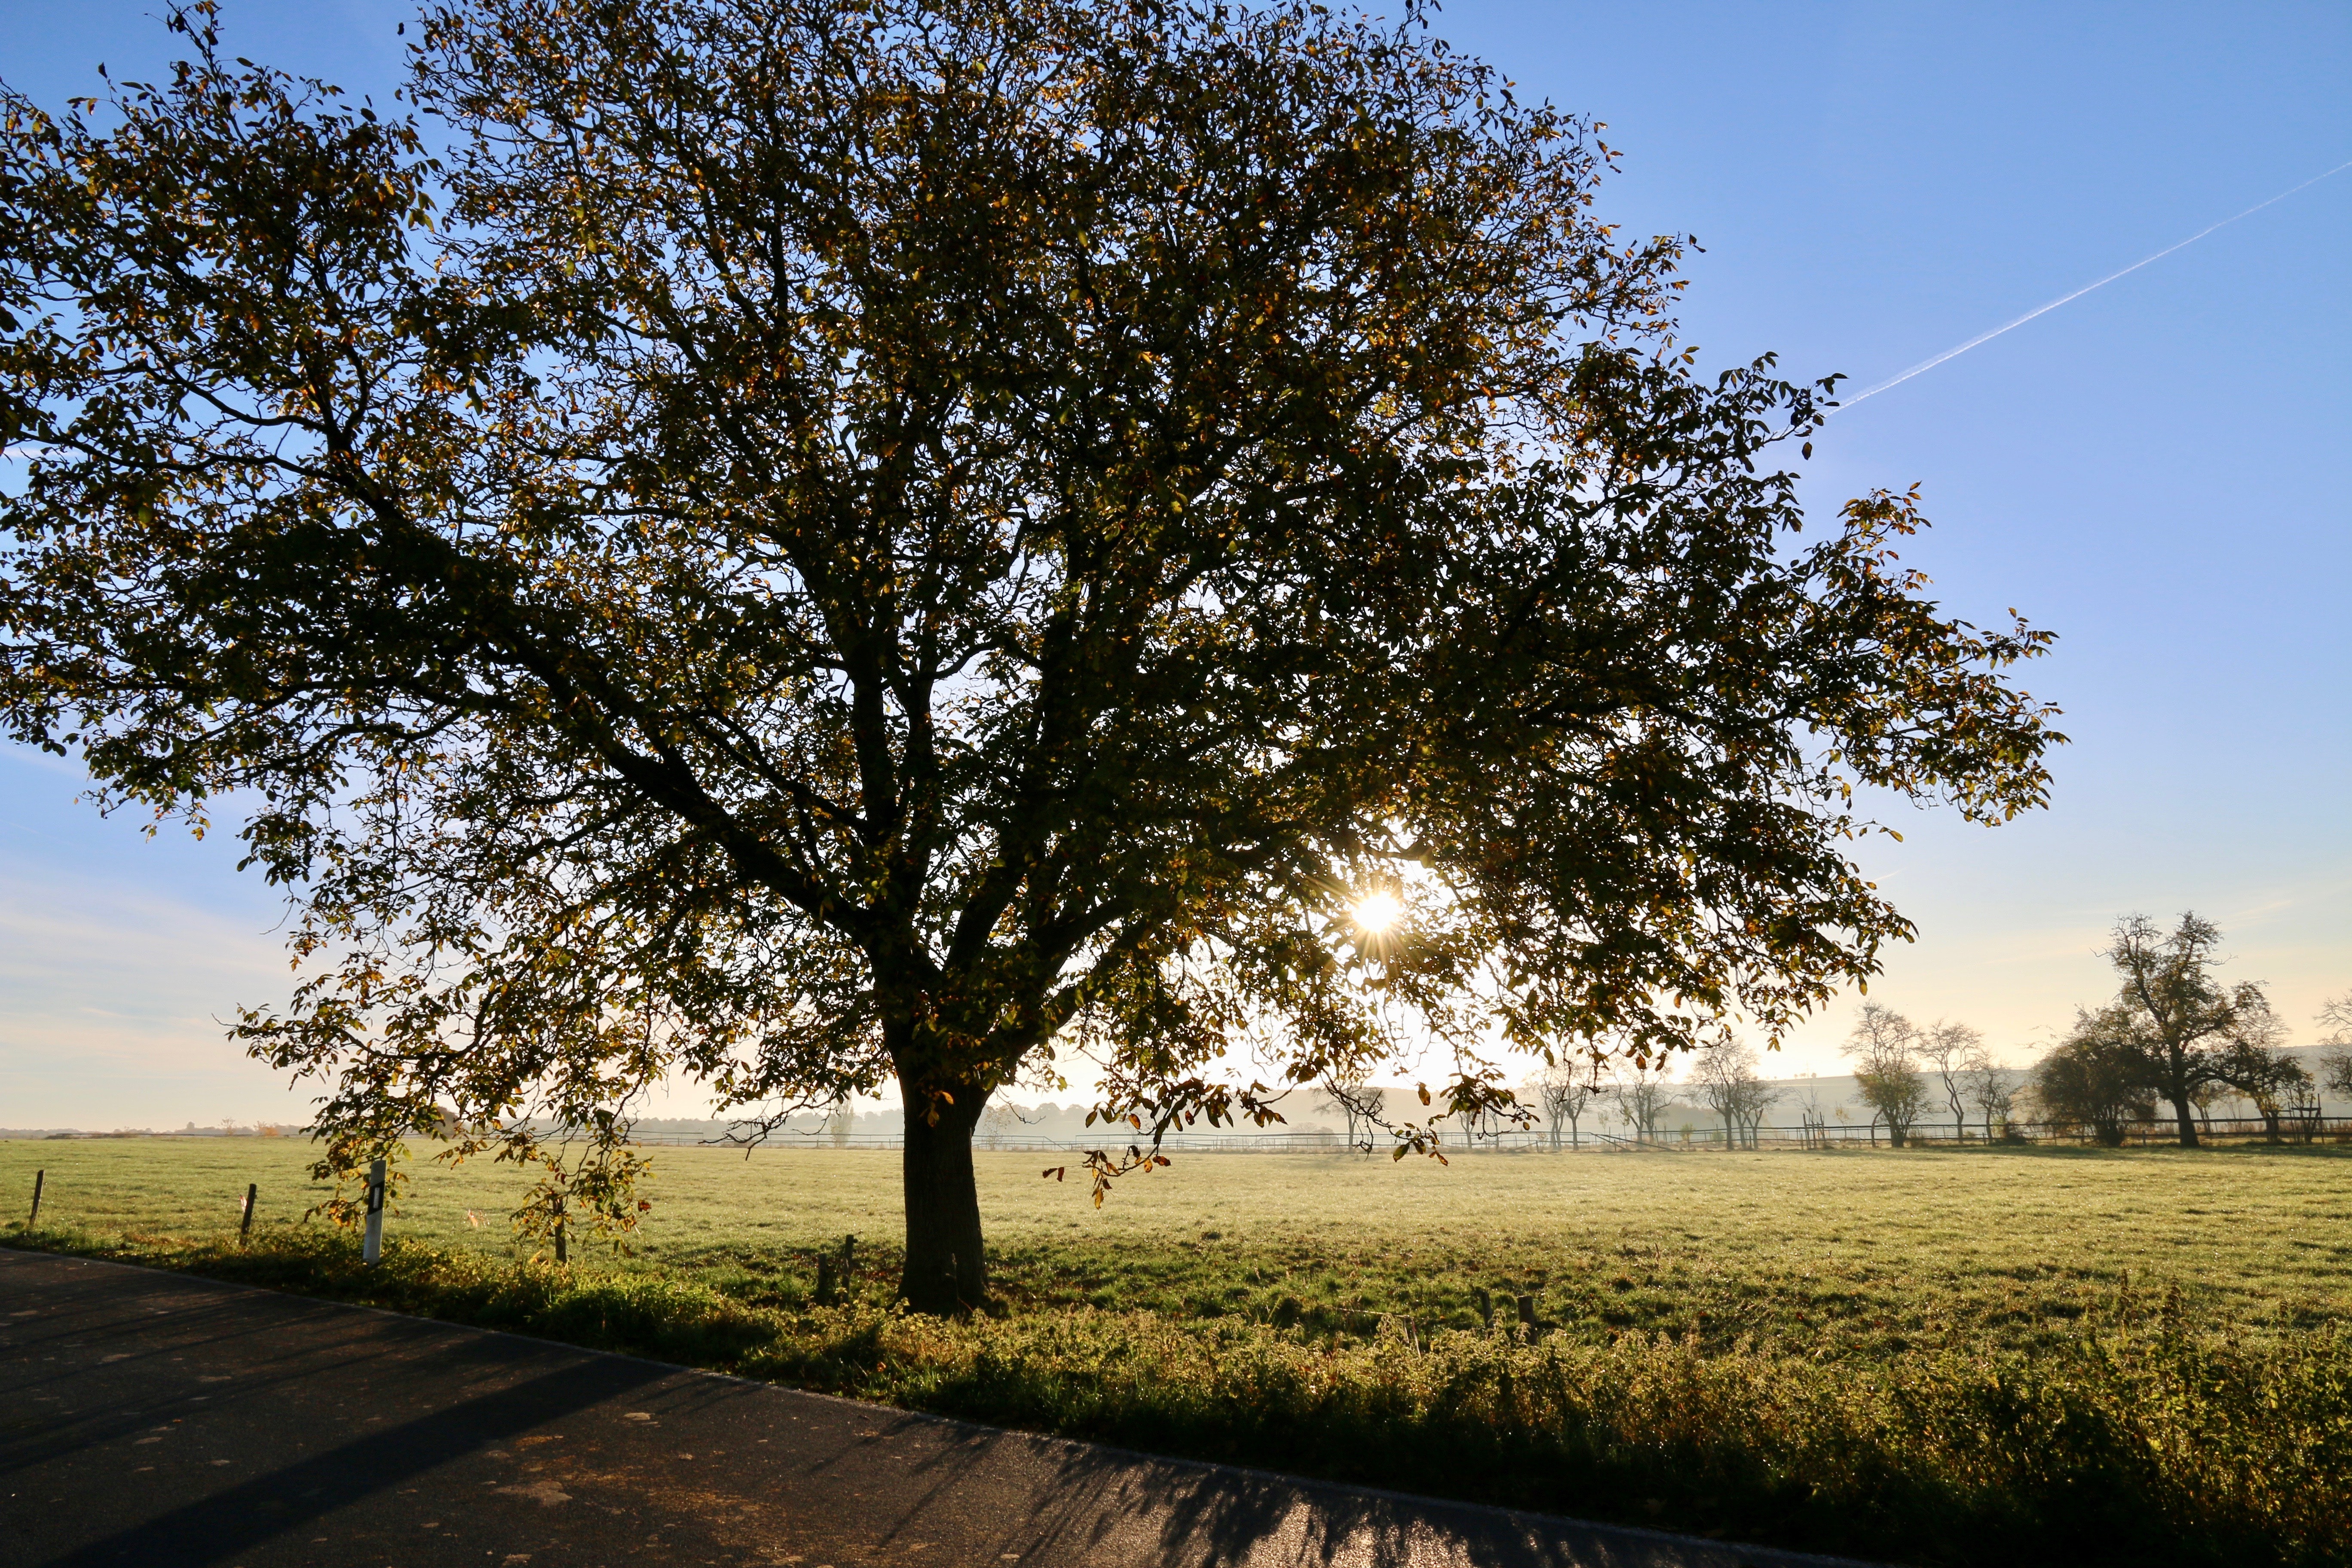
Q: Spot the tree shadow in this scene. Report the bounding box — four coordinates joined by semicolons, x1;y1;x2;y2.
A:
875;1409;1863;1568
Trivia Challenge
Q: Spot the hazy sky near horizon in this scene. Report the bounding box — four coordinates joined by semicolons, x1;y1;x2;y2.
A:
2;0;2347;1128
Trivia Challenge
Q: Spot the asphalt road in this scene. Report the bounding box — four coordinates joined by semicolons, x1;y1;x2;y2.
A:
0;1249;1871;1568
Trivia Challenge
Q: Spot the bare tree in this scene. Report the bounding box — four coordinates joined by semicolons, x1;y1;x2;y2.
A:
1692;1039;1758;1147
975;1102;1026;1151
1733;1077;1786;1148
1962;1052;2021;1141
1797;1085;1831;1148
1691;1039;1783;1148
1533;1062;1597;1151
1608;1057;1678;1143
1320;1081;1389;1155
1842;1004;1930;1148
2288;1077;2326;1143
2319;992;2352;1108
1918;1020;1984;1142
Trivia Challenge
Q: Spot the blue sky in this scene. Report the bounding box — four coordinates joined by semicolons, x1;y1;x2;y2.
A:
3;1;2347;1127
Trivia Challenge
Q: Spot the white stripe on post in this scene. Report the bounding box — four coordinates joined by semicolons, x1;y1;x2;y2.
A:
363;1158;386;1264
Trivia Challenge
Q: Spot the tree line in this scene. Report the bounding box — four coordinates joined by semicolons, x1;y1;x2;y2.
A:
2018;914;2350;1148
1513;912;2348;1152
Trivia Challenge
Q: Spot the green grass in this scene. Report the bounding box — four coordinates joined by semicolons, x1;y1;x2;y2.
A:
6;1139;2350;1567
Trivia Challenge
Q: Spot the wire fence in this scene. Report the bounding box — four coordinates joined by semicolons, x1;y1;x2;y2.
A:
617;1111;2351;1155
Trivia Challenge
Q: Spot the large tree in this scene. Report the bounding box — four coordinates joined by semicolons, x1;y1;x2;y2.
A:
0;0;2060;1311
2096;914;2272;1148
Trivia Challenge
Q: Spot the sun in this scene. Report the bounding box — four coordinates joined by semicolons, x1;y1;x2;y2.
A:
1350;889;1405;934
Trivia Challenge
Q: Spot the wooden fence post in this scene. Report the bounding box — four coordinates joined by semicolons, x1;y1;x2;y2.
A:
362;1158;386;1265
28;1169;43;1225
239;1182;257;1241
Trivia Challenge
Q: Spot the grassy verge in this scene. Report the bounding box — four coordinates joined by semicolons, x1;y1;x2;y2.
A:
7;1218;2347;1568
8;1140;2349;1358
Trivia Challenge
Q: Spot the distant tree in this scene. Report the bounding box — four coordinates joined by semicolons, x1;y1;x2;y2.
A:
2319;992;2352;1043
1692;1038;1782;1148
1322;1081;1389;1155
2218;1010;2307;1144
1962;1052;2022;1141
2319;993;2352;1107
1737;1075;1787;1147
1532;1063;1597;1151
1842;1004;1930;1148
2324;1053;2352;1107
2095;914;2272;1148
1917;1020;1984;1142
824;1098;855;1150
1797;1084;1832;1147
2288;1078;2326;1142
0;0;2063;1313
1693;1039;1760;1147
2033;1015;2156;1146
1608;1058;1678;1143
975;1102;1026;1151
1465;1100;1516;1148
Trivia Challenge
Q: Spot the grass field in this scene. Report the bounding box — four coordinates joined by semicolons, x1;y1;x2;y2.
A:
6;1138;2350;1566
5;1136;2345;1353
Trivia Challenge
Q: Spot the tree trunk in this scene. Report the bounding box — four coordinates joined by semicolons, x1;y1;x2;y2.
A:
2169;1095;2200;1148
900;1083;987;1315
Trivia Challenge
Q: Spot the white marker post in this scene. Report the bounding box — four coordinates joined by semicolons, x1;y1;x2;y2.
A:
362;1158;386;1265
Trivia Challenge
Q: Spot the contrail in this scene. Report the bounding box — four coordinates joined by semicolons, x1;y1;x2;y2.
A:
1841;156;2352;409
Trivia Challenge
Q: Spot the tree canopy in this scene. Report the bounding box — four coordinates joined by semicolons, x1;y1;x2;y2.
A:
2032;1021;2155;1148
2091;914;2277;1148
0;0;2060;1311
